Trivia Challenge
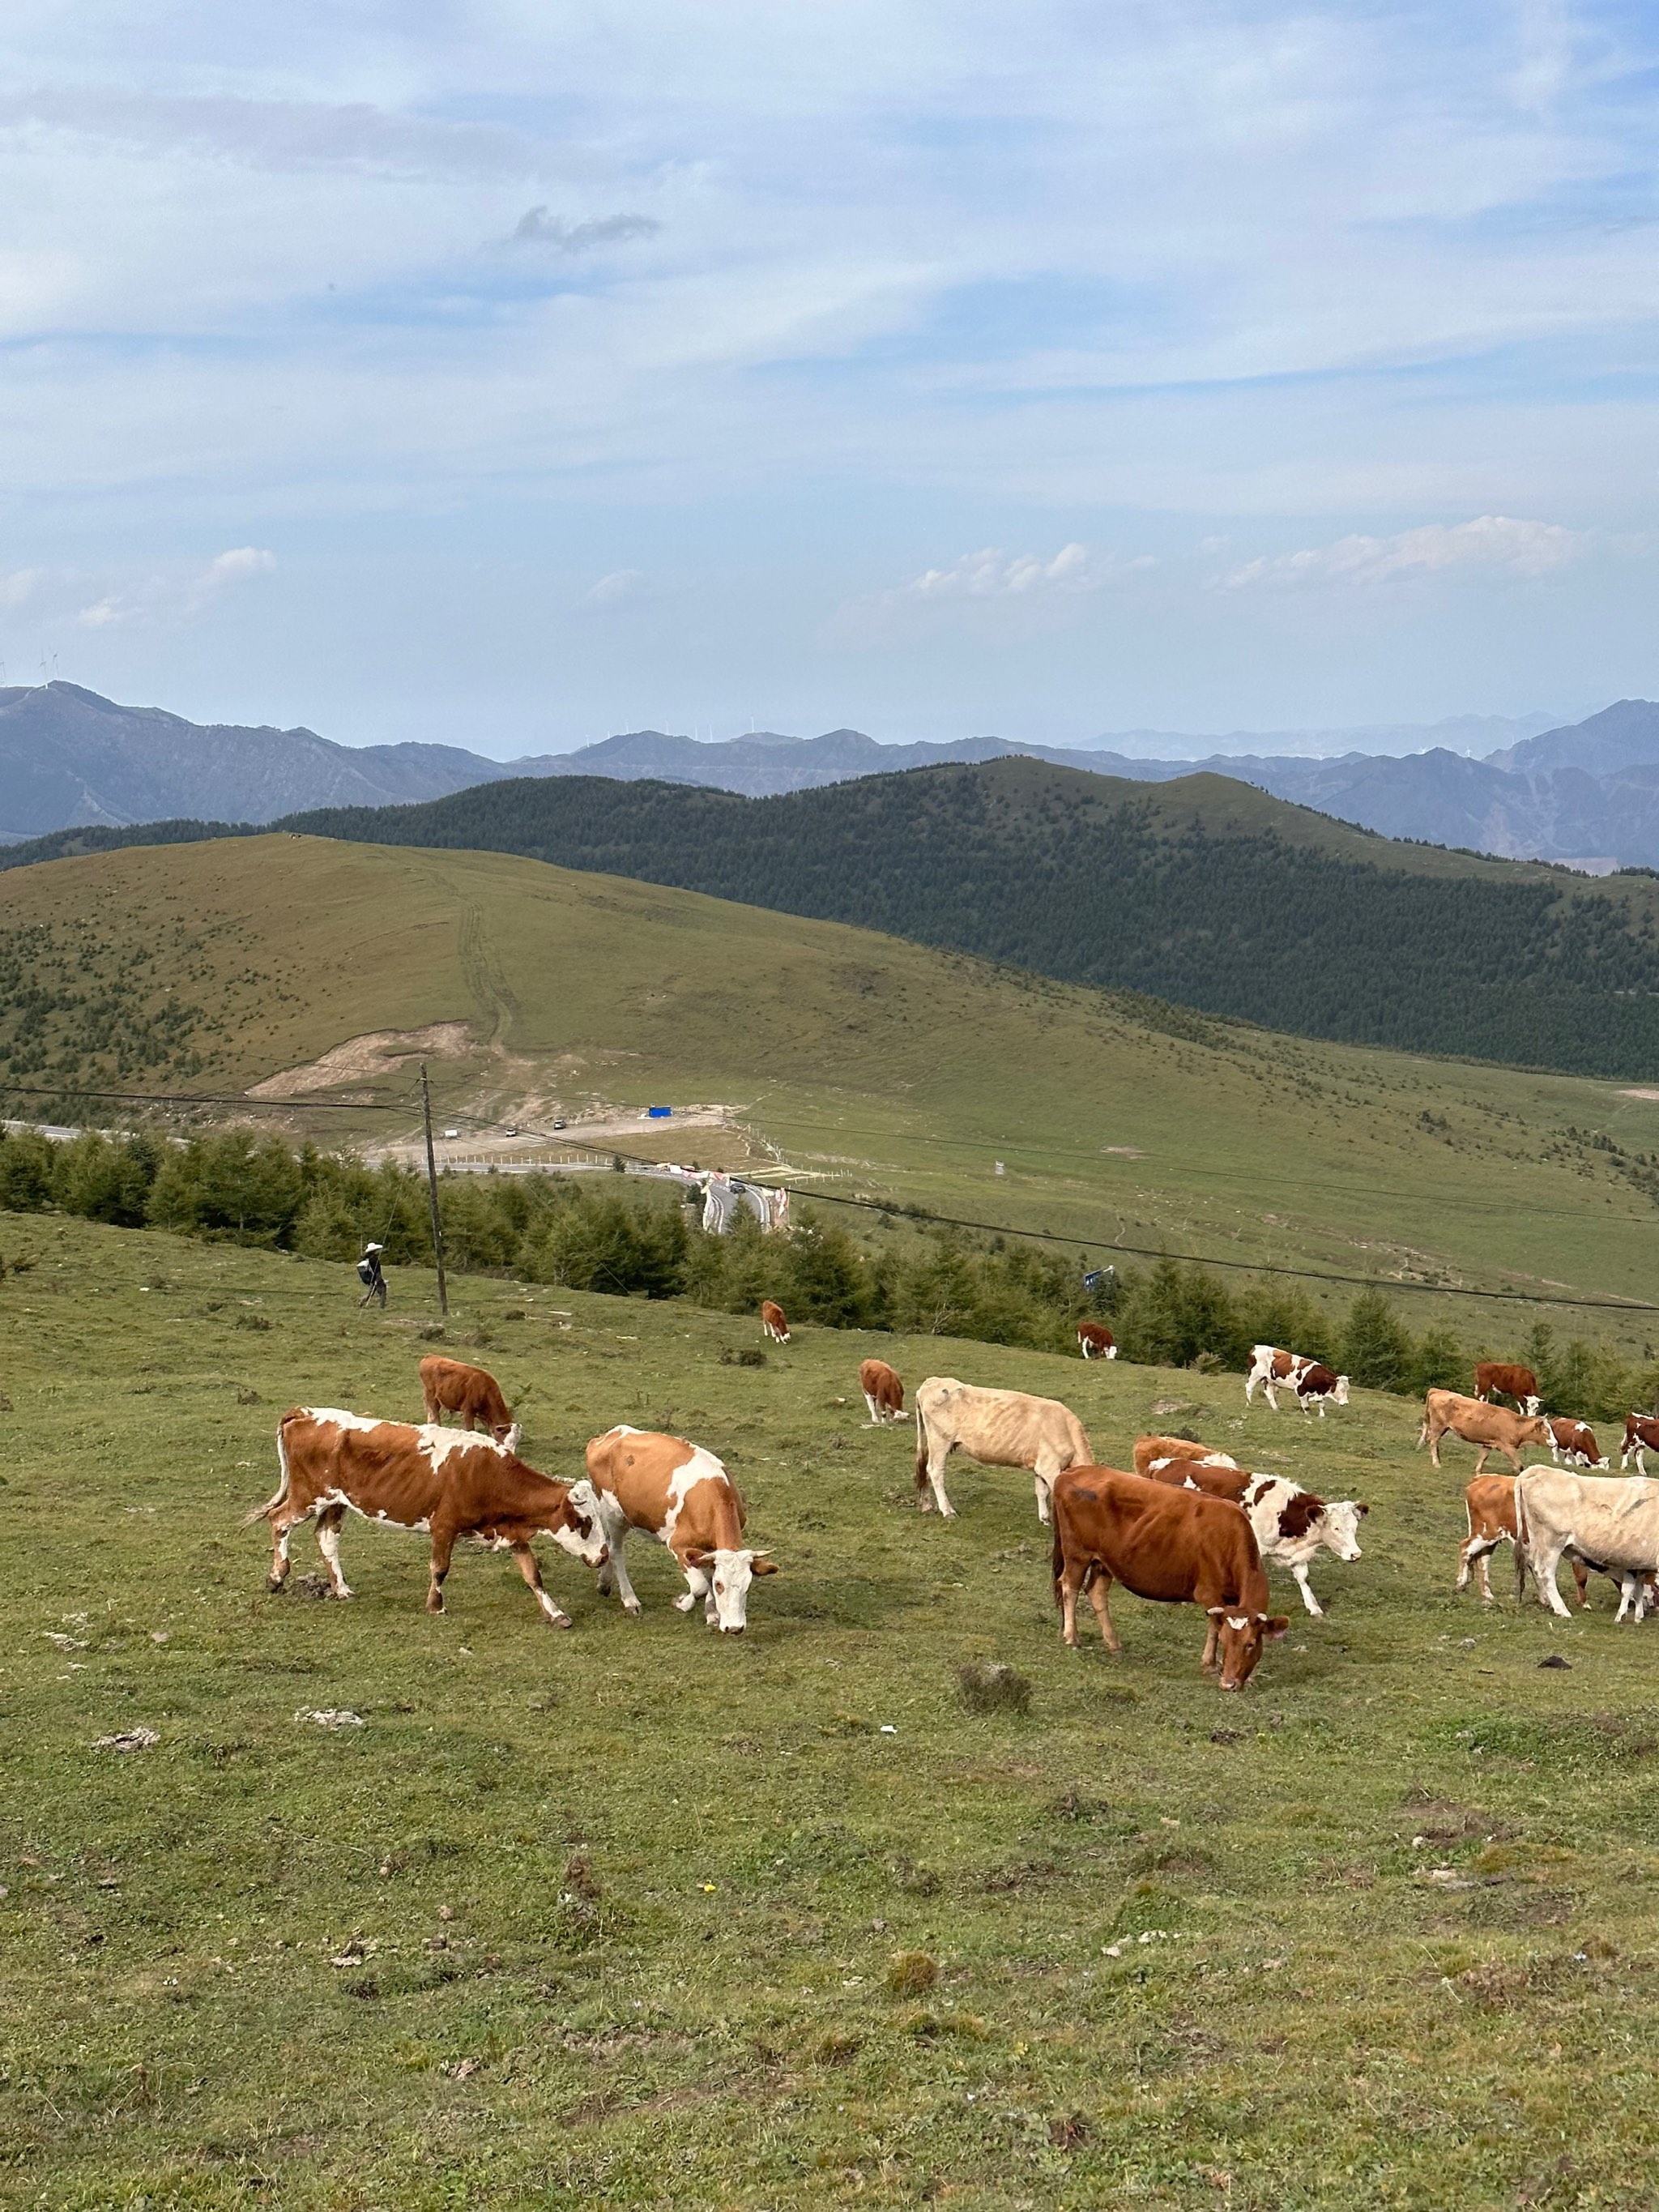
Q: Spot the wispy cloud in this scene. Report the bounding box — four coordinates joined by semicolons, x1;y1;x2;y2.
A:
77;546;276;629
509;208;661;253
579;567;655;611
1218;515;1589;590
831;542;1154;645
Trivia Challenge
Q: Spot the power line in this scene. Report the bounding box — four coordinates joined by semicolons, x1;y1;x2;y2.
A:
0;1083;407;1113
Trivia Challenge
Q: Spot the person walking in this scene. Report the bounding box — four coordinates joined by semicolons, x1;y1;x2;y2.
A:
356;1242;387;1309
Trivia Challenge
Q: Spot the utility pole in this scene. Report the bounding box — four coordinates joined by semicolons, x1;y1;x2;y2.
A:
420;1061;450;1317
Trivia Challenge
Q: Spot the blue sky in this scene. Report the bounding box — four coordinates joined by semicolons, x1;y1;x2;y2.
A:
1;0;1656;754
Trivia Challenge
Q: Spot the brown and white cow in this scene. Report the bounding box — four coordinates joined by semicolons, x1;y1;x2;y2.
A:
760;1300;791;1343
1142;1456;1367;1617
1548;1417;1606;1470
1453;1472;1642;1609
1050;1465;1289;1689
1244;1345;1350;1416
583;1426;778;1633
1620;1414;1659;1474
419;1355;521;1453
1515;1466;1659;1621
1132;1434;1239;1479
914;1377;1092;1522
1418;1390;1551;1475
1077;1322;1117;1360
859;1358;906;1424
1474;1362;1541;1416
246;1409;607;1625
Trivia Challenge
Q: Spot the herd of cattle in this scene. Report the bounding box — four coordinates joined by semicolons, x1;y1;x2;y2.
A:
245;1317;1659;1685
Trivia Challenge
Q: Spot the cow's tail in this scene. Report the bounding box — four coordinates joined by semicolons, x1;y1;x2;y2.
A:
914;1404;930;1494
242;1412;296;1526
1051;1516;1066;1610
1512;1471;1532;1603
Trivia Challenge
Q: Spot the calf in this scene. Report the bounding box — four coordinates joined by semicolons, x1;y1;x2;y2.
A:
1454;1472;1641;1609
914;1377;1092;1522
246;1410;607;1625
1245;1344;1350;1416
1515;1467;1659;1622
1077;1322;1117;1360
760;1300;791;1343
1132;1434;1239;1479
1474;1362;1541;1416
1548;1417;1606;1470
1620;1413;1659;1474
584;1426;778;1633
859;1358;906;1424
1050;1466;1289;1689
1142;1458;1367;1617
1418;1390;1551;1475
419;1355;521;1453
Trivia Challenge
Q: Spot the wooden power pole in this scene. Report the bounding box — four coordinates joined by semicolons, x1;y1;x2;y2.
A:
420;1061;450;1317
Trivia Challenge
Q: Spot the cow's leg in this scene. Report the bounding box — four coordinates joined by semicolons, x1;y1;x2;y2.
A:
1572;1557;1591;1608
1290;1561;1323;1617
864;1392;881;1424
422;1389;440;1424
1085;1568;1120;1653
599;1527;642;1616
426;1523;458;1614
1471;1445;1491;1478
674;1556;711;1616
1261;1380;1279;1411
1459;1531;1499;1603
1059;1560;1081;1647
315;1505;353;1600
923;1442;956;1519
1428;1428;1443;1470
1033;1453;1058;1527
1530;1537;1575;1619
267;1502;309;1592
510;1540;571;1629
1201;1615;1220;1672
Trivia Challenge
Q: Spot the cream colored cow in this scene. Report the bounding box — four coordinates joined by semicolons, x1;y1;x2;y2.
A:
913;1377;1092;1522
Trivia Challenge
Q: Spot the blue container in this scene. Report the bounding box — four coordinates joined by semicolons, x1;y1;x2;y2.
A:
647;1105;672;1118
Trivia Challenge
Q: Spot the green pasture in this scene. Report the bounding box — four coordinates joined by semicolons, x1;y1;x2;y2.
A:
3;1215;1658;2210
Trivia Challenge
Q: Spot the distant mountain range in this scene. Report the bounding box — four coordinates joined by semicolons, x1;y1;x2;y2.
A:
7;681;1659;869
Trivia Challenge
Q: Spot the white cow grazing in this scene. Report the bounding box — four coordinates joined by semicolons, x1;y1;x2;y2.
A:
1515;1467;1659;1622
1143;1458;1367;1617
913;1377;1092;1523
1245;1345;1350;1416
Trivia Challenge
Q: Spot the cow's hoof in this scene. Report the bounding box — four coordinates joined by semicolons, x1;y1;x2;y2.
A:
673;1593;697;1613
546;1612;572;1630
267;1578;285;1595
427;1597;446;1615
622;1598;642;1616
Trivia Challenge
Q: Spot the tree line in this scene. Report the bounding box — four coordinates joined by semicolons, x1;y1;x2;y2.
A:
3;1122;1651;1420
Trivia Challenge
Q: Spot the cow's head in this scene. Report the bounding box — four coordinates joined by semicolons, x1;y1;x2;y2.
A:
1319;1498;1368;1561
684;1547;780;1633
1332;1375;1351;1406
1520;1416;1553;1449
1522;1394;1542;1416
547;1478;608;1569
1209;1608;1290;1689
495;1420;524;1455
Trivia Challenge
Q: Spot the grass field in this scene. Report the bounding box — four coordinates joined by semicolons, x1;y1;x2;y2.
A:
5;1215;1659;2210
6;835;1659;1358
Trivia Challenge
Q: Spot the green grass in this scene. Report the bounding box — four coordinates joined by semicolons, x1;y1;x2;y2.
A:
4;1215;1659;2209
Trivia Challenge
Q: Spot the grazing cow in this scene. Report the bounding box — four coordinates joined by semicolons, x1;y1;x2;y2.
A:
859;1358;906;1424
1142;1458;1367;1617
914;1377;1092;1522
419;1355;522;1453
1452;1473;1650;1610
1077;1322;1117;1360
760;1300;791;1343
1244;1345;1350;1416
1418;1390;1551;1475
1050;1466;1289;1689
1474;1362;1541;1416
1620;1414;1659;1474
584;1425;778;1633
1548;1417;1606;1470
245;1410;607;1624
1132;1434;1239;1479
1515;1467;1659;1621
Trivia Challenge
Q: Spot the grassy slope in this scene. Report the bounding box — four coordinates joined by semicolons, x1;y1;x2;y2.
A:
3;1217;1657;2210
6;835;1659;1353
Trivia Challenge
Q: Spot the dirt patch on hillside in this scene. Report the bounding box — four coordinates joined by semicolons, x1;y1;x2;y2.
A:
247;1023;473;1099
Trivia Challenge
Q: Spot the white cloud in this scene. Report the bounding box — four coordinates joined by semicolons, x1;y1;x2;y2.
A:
830;542;1155;646
77;546;276;628
509;208;661;253
0;568;40;609
579;567;653;611
1218;515;1590;590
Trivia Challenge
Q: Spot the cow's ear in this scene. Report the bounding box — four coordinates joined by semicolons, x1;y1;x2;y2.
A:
684;1548;714;1570
1264;1616;1290;1641
750;1557;780;1576
1355;1501;1371;1517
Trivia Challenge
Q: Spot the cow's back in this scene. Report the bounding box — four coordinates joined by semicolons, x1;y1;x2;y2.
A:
1520;1467;1659;1565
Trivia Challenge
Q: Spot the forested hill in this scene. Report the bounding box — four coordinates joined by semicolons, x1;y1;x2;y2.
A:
19;756;1659;1077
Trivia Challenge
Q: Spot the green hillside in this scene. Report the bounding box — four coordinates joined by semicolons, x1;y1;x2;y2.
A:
5;835;1659;1355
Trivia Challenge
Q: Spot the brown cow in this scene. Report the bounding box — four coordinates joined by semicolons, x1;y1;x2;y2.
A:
760;1300;791;1343
1050;1465;1289;1689
1474;1362;1541;1416
1548;1417;1606;1470
1457;1473;1602;1608
1077;1322;1117;1360
1620;1413;1659;1474
859;1358;905;1424
584;1425;778;1633
1417;1389;1551;1475
1132;1434;1239;1478
420;1356;521;1452
246;1409;608;1624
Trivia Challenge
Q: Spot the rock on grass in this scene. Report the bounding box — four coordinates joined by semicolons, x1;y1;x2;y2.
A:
956;1660;1032;1716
